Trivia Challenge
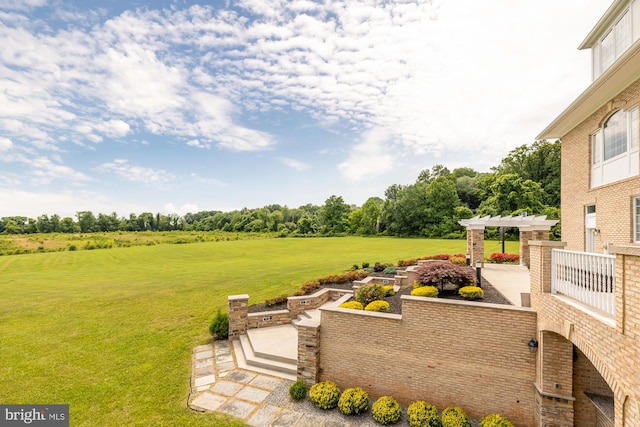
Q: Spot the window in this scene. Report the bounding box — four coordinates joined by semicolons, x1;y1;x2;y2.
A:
591;108;640;187
635;197;640;243
599;11;632;74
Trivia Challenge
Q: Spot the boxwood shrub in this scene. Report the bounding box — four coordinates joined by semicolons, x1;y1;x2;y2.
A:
338;387;369;416
289;380;307;401
209;309;229;340
441;406;471;427
365;300;390;313
309;380;340;410
458;286;484;300
410;285;439;298
371;396;402;425
339;301;364;310
480;414;515;427
407;400;440;427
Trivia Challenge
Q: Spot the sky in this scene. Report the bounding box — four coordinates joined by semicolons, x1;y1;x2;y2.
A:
0;0;613;219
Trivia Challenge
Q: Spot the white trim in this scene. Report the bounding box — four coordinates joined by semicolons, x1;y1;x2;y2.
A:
458;215;558;229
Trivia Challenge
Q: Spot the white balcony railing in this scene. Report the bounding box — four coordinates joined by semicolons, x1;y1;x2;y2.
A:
551;249;616;317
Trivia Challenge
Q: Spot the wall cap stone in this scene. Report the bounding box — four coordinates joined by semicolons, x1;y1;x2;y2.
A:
401;295;536;313
610;244;640;256
228;294;249;301
528;240;567;248
534;382;576;401
322;305;403;321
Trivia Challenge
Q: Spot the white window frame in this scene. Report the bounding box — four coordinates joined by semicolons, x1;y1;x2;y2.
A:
591;107;639;188
599;10;632;75
635;197;640;243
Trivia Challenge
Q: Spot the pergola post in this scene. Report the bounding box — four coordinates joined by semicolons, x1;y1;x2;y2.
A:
467;225;485;268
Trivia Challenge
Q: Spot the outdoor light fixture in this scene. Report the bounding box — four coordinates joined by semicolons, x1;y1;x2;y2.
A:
475;260;482;288
465;253;471;266
528;338;539;353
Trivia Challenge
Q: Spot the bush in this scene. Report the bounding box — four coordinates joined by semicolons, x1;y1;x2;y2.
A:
488;253;519;264
410;285;439;298
365;300;390;313
371;396;402;425
339;301;364;310
383;266;398;275
265;294;288;306
441;407;471;427
382;285;395;296
458;286;484;300
373;262;387;272
480;414;515;427
338;387;369;416
414;262;475;289
309;380;341;410
362;262;370;268
449;255;467;266
289;380;307;401
209;309;229;340
407;401;440;427
355;284;387;306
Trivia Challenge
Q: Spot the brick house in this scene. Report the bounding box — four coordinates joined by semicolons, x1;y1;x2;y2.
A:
533;0;640;425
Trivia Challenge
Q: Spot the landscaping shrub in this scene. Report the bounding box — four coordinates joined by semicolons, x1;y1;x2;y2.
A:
362;262;370;268
383;266;397;275
371;396;402;425
365;300;390;313
289;380;307;401
373;262;387;272
458;286;484;300
355;284;387;306
383;285;395;296
410;285;438;298
488;253;519;264
414;262;475;289
441;406;471;427
480;414;515;427
208;309;229;340
449;255;467;266
338;387;369;416
407;401;440;427
265;294;288;307
339;301;364;310
309;380;341;410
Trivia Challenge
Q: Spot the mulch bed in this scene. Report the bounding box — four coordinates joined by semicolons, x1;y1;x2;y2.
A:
248;278;511;315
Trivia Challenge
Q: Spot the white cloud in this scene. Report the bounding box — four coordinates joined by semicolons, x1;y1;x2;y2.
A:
164;203;199;216
337;129;395;182
186;139;210;149
280;157;310;171
0;136;12;151
95;159;175;184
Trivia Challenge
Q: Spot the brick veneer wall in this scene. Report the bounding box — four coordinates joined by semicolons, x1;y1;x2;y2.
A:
529;241;640;426
574;347;614;427
561;77;640;252
318;297;537;426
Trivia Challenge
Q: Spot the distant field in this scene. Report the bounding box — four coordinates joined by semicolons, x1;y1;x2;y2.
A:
0;236;518;426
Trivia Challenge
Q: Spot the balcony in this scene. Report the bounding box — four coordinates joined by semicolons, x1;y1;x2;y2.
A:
551;249;616;317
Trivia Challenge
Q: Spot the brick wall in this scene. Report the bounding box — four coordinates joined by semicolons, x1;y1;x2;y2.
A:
561;77;640;252
574;347;614;427
318;297;537;426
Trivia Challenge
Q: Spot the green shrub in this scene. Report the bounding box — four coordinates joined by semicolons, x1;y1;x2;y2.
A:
383;266;398;275
441;406;471;427
362;262;370;268
355;284;387;306
371;396;402;425
208;309;229;340
480;414;515;427
338;387;369;416
339;301;364;310
289;380;307;401
414;262;475;289
382;285;395;296
458;286;484;300
449;255;467;266
407;400;440;427
309;380;340;410
365;300;390;313
410;286;439;298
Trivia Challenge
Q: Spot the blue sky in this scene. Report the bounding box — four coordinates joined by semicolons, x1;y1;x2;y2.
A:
0;0;611;218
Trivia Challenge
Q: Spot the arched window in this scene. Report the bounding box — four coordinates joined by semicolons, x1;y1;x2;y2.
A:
591;107;639;188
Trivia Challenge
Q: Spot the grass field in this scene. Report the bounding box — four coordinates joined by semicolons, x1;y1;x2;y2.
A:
0;236;518;426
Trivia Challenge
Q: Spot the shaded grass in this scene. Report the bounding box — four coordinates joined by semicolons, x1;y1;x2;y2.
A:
0;236;517;426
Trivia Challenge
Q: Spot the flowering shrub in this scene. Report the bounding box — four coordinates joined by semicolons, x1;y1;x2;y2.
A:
488;253;519;264
299;270;370;295
338;387;369;416
365;300;390;312
449;255;467;266
339;301;364;310
383;285;395;296
410;286;439;298
458;286;484;300
480;414;515;427
355;284;387;306
371;396;402;425
414;262;475;289
309;380;341;410
441;406;471;427
407;401;439;427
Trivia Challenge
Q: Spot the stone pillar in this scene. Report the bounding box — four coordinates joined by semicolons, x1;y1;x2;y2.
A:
529;241;566;309
519;228;533;267
467;226;485;267
228;294;249;340
297;319;321;387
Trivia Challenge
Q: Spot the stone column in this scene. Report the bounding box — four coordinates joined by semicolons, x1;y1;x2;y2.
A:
529;240;566;309
467;226;485;267
297;319;321;387
519;228;533;267
228;294;249;340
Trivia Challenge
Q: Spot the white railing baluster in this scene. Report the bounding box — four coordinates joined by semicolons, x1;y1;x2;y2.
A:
551;249;616;317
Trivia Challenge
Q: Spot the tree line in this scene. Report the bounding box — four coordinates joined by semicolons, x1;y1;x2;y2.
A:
1;140;560;238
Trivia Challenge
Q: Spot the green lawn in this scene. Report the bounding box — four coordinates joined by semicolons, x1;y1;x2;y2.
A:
0;236;517;426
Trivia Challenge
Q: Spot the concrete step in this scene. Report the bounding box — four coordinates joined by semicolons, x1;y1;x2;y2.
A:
234;325;298;379
232;339;297;381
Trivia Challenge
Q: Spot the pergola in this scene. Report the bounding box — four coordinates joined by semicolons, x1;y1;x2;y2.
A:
458;215;559;267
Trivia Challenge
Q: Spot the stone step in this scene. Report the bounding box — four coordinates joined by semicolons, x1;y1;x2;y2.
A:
235;326;298;379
